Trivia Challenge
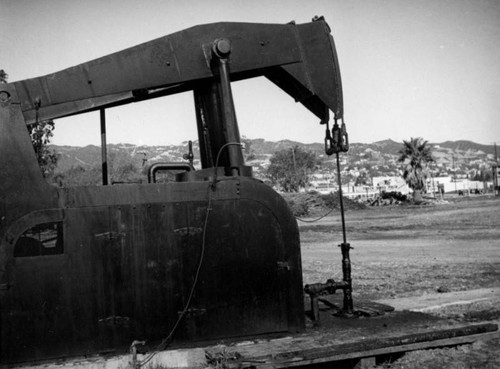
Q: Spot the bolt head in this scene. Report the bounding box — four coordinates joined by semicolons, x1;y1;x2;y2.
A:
213;38;231;57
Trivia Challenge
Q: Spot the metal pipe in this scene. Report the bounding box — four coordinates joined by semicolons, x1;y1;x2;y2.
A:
100;109;108;185
336;152;346;244
212;39;244;176
304;279;350;322
340;242;353;314
336;151;353;314
147;162;194;183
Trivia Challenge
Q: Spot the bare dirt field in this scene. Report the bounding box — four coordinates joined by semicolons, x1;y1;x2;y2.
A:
298;195;500;368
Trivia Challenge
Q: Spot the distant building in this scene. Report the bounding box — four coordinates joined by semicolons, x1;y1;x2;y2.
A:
430;176;491;194
372;176;410;194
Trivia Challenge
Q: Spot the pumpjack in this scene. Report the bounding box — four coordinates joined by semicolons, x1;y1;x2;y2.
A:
0;17;347;364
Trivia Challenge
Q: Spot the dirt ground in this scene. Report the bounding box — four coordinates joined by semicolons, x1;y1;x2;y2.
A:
298;195;500;368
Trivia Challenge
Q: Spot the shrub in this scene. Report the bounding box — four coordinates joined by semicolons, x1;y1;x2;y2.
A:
281;191;366;217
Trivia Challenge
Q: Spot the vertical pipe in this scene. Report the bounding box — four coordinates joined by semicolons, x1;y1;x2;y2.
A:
100;109;108;186
336;152;353;314
194;85;220;169
217;58;243;175
336;153;347;244
212;39;244;176
495;143;499;196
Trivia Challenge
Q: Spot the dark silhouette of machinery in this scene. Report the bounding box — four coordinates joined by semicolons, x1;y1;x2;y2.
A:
0;17;345;363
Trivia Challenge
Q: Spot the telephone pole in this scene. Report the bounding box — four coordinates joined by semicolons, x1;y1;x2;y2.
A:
452;155;457;194
494;143;499;196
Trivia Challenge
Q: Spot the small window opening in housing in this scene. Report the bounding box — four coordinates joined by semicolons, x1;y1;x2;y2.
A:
14;222;64;258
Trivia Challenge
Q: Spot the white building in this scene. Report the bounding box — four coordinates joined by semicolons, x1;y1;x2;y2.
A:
430;176;491;194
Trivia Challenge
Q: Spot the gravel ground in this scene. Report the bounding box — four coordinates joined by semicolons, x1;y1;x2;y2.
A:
298;195;500;368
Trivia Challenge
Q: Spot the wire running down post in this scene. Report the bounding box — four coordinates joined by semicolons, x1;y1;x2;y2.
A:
309;117;354;317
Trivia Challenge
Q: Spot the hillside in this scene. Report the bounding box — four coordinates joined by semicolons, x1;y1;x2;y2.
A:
50;139;499;182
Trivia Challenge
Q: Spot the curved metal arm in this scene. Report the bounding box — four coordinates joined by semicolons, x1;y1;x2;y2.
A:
12;18;343;125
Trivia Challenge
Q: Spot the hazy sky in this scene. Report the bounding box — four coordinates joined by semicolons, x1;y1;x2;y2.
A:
1;0;499;146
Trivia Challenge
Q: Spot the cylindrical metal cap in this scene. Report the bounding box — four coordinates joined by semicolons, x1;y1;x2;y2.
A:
213;38;231;58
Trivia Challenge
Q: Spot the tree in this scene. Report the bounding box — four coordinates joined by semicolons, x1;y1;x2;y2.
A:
1;68;58;177
472;168;492;182
398;137;434;203
0;69;7;83
29;120;58;177
355;170;371;186
241;136;256;161
266;145;319;192
52;165;102;187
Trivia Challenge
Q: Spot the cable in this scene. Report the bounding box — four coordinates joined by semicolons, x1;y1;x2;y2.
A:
295;207;335;223
135;142;242;368
211;142;243;189
137;186;212;367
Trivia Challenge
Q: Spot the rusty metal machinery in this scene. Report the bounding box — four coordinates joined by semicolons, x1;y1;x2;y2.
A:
0;17;344;364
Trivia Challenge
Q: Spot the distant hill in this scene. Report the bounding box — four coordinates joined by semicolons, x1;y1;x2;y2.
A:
435;140;494;155
50;139;498;179
370;139;403;155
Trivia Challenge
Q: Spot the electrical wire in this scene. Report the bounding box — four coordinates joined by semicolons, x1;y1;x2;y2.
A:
136;185;213;367
295;207;335;223
135;142;242;368
211;142;243;189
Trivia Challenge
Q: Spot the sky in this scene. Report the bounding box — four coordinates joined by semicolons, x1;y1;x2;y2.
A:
1;0;499;147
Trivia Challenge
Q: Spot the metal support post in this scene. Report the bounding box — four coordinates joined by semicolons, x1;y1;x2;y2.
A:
212;39;244;176
336;151;354;314
100;109;108;185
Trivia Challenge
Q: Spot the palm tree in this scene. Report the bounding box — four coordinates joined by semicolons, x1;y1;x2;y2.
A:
398;137;434;204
